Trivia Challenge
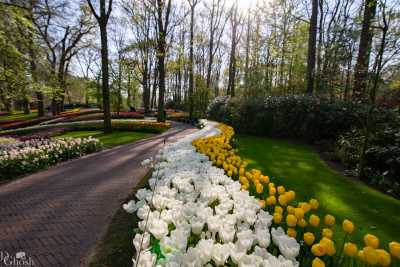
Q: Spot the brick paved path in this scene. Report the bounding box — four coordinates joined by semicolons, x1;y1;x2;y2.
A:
0;124;197;267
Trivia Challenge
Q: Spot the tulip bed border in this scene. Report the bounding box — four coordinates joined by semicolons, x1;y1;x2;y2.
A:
192;123;399;267
124;121;302;267
0;120;171;136
0;137;102;181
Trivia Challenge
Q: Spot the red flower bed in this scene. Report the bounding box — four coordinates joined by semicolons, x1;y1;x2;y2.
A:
112;112;144;119
0;109;99;130
0;116;53;130
10;128;70;141
0;119;22;126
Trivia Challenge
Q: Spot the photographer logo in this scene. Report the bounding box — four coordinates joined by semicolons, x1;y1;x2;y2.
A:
0;251;34;267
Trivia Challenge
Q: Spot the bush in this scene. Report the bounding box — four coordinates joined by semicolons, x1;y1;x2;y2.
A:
207;95;398;141
208;95;400;196
335;123;400;197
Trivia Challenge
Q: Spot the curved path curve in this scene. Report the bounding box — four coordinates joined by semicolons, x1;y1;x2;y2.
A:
0;123;197;267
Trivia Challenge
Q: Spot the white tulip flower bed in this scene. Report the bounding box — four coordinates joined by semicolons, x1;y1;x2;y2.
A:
0;137;101;180
124;121;300;267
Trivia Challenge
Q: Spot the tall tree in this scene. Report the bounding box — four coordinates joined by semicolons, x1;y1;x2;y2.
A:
306;0;318;95
358;0;389;178
154;0;172;122
188;0;200;120
205;0;227;94
33;0;93;115
352;0;377;102
227;3;241;97
87;0;112;133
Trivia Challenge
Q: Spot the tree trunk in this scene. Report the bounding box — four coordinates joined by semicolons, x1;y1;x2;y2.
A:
157;36;166;122
306;0;318;95
352;0;377;102
188;5;195;120
227;6;238;97
358;10;387;178
100;22;112;132
23;97;30;114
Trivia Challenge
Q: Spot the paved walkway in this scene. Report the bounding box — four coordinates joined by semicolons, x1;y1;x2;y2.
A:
0;124;197;267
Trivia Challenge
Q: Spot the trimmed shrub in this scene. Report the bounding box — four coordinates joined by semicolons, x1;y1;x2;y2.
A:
207;95;398;141
208;95;400;196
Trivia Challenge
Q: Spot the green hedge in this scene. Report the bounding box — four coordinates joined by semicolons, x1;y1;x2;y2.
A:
207;96;397;141
208;95;400;196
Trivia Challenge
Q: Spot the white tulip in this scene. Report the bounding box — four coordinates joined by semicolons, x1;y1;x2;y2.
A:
212;243;231;266
133;232;150;252
148;218;168;239
236;230;255;251
132;250;156;267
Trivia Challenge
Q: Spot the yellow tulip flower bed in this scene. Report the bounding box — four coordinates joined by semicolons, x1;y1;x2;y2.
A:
192;123;400;267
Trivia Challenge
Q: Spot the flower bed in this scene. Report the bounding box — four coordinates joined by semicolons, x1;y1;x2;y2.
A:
0;137;101;180
0;120;171;136
0;116;52;130
59;112;145;123
192;123;400;266
123;122;301;266
0;109;99;130
0;119;23;126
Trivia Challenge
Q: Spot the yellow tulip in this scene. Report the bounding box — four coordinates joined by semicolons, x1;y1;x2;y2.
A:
260;175;270;183
273;212;283;224
304;232;315;246
239;176;249;185
324;214;335;226
320;237;336;256
312;257;325;267
266;196;277;206
239;168;245;175
299;202;311;213
357;250;365;262
389;241;400;258
269;187;276;196
245;172;253;180
275;206;283;214
311;243;326;257
376;249;391;266
259;200;266;209
287;205;295;214
309;199;319;210
255;183;264;194
241;183;249;190
277;185;285;194
344;242;358;257
287;228;297;238
363;246;379;265
227;170;233;177
297;218;307;228
294;208;304;219
287;190;296;200
278;194;288;206
322;228;333;239
286;214;297;227
364;234;379;249
309;214;320;227
342;219;355;234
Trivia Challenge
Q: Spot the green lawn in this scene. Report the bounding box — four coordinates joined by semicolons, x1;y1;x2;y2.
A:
237;135;400;247
56;130;155;148
0;112;38;121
